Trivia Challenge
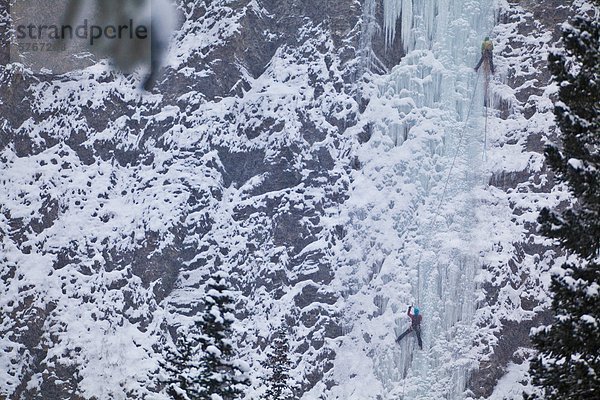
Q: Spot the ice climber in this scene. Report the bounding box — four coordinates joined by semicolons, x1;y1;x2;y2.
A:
474;36;495;74
395;305;423;349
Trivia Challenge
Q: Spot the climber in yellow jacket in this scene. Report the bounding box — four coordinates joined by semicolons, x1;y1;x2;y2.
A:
474;37;495;74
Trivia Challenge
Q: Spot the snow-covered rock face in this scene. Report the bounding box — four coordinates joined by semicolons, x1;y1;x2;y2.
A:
0;0;365;398
0;0;576;398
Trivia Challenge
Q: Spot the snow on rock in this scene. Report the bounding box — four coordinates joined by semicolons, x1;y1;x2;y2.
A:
0;0;576;398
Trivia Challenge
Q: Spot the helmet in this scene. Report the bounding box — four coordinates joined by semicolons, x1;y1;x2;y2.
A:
484;36;490;41
413;307;420;315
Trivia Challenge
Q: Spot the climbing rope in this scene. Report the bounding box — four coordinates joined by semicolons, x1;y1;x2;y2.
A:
434;72;481;225
414;68;482;306
483;52;492;160
482;0;498;162
484;104;489;161
424;0;495;245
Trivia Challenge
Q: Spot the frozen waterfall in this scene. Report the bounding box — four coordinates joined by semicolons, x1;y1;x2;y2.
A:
328;0;497;399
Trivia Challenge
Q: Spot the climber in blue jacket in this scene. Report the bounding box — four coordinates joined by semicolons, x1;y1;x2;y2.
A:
396;305;423;349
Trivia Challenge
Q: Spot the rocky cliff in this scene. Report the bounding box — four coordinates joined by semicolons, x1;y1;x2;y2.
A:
0;0;581;398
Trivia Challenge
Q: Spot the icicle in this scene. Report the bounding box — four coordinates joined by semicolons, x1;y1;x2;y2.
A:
400;0;413;52
383;0;402;48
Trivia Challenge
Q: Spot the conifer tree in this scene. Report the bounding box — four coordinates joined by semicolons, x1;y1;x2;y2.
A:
161;328;202;400
262;327;295;400
196;271;249;400
528;2;600;399
161;272;249;400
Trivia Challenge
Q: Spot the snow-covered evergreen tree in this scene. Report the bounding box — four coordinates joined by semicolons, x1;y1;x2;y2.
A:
262;326;295;400
528;2;600;399
161;328;201;400
196;271;249;400
160;272;249;400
